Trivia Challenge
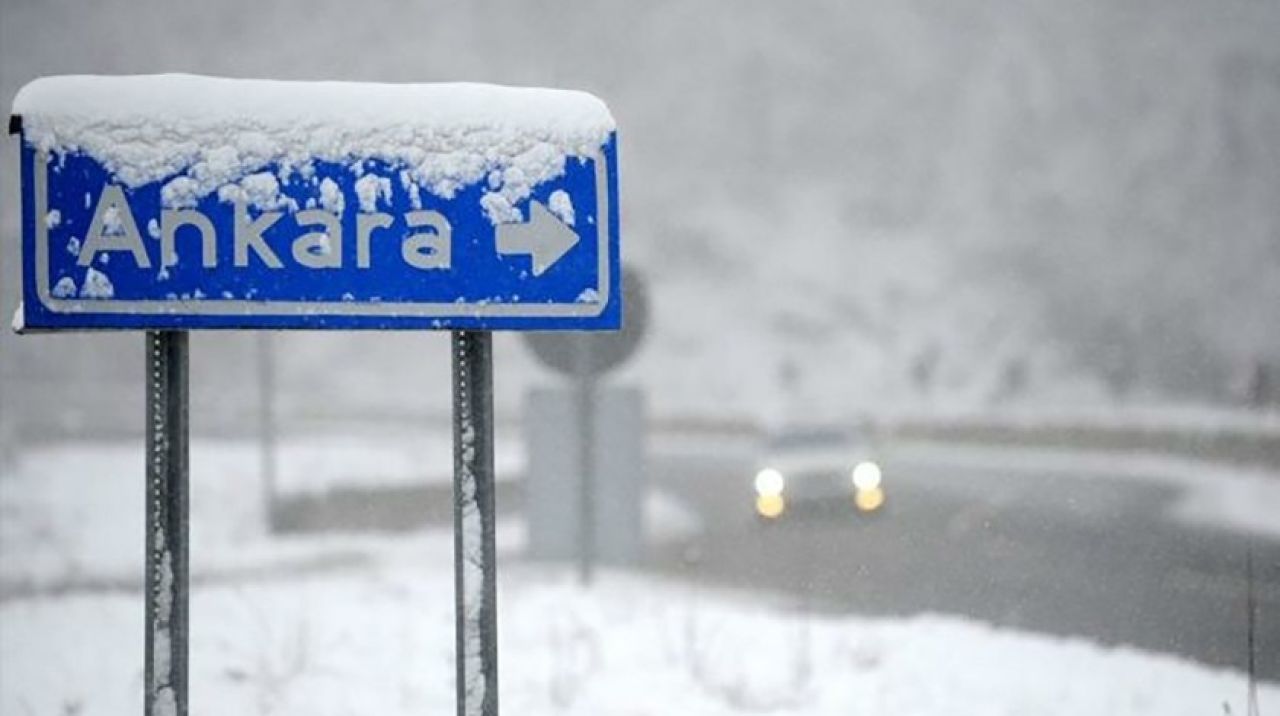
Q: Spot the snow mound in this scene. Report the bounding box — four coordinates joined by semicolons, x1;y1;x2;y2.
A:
13;74;615;204
2;573;1274;715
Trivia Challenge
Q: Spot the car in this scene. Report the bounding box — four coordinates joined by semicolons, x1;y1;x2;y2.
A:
751;426;885;520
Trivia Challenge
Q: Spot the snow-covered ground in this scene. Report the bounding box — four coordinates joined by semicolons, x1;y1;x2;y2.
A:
2;436;1277;714
4;563;1275;716
0;434;707;591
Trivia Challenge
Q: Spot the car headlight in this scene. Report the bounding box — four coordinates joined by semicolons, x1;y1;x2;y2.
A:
756;494;785;518
851;461;882;491
754;468;785;497
854;486;885;512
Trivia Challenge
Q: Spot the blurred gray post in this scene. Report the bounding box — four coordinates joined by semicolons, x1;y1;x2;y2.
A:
574;333;596;586
145;331;189;716
525;387;646;567
451;331;498;716
256;333;278;531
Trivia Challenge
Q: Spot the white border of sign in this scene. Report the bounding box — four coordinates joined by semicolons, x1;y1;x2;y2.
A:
33;150;612;318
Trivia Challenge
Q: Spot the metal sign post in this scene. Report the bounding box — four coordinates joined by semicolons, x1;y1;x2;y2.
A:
522;268;648;584
452;331;498;716
145;331;190;716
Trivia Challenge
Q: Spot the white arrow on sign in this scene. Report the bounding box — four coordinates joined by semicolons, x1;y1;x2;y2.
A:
496;201;579;277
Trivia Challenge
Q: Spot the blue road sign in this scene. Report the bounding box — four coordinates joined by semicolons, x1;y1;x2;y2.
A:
16;133;619;331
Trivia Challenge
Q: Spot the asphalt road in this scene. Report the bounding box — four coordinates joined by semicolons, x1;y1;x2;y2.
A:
649;445;1280;680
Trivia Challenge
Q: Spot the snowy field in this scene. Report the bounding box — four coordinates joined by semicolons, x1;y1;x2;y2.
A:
2;437;1276;715
0;435;700;592
4;564;1274;716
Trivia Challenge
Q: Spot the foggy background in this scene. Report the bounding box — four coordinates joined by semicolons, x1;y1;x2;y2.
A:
1;0;1277;442
2;2;1279;713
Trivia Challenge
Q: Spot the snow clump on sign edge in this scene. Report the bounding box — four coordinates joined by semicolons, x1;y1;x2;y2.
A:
12;74;616;211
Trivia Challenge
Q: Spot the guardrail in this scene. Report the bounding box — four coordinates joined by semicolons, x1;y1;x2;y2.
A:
881;422;1280;472
880;410;1280;473
648;409;1280;473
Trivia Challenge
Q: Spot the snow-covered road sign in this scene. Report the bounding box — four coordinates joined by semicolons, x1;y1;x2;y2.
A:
12;75;620;331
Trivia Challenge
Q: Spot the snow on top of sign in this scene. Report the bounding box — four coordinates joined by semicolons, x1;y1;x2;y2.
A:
13;74;615;221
